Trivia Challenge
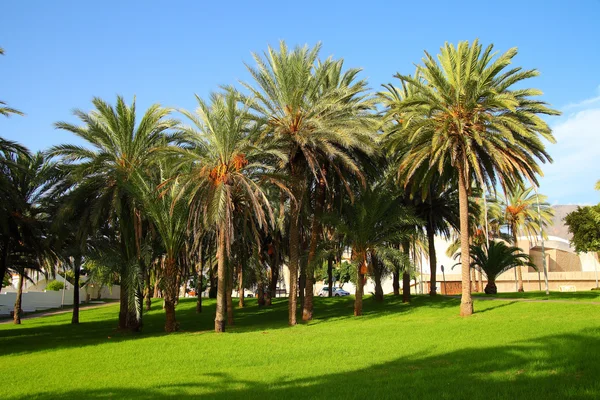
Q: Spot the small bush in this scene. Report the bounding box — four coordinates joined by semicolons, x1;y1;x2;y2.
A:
46;281;64;291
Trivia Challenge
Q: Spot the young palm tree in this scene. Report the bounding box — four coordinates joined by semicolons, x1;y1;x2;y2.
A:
387;40;559;316
242;42;377;324
333;186;418;315
170;90;273;333
497;185;553;291
129;164;188;332
463;241;535;294
50;96;177;330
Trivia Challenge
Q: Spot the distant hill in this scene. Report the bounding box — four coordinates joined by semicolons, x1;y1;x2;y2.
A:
547;205;580;240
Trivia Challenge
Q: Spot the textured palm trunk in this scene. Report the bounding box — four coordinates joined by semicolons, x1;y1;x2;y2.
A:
13;272;23;324
373;267;384;303
511;223;524;292
426;215;437;296
484;280;497;294
238;264;245;308
327;258;333;297
118;271;129;330
269;253;279;300
215;229;226;333
393;268;400;296
288;201;300;326
226;266;234;326
457;165;473;316
196;265;203;313
478;269;483;294
145;265;152;312
471;268;478;292
354;255;366;316
303;178;325;321
71;256;81;324
164;256;179;333
0;237;9;294
402;270;411;303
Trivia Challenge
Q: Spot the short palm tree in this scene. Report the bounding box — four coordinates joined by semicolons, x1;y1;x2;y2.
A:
242;42;377;324
463;241;536;294
387;40;559;316
129;164;188;332
50;96;177;330
334;185;418;315
497;185;553;291
170;90;273;333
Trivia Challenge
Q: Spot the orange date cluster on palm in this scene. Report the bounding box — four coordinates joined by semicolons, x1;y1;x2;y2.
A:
209;154;248;184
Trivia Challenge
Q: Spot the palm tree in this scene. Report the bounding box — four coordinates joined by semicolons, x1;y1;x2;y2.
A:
333;185;417;315
497;185;553;291
387;40;559;316
242;42;377;324
170;90;273;333
463;241;535;294
0;151;56;322
50;96;177;330
129;163;188;332
0;47;23;118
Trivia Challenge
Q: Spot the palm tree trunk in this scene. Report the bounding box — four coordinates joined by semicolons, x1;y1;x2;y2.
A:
238;263;245;308
145;264;152;312
71;256;81;324
327;257;333;297
13;271;23;324
393;268;400;296
118;270;129;330
196;263;203;313
457;165;473;316
402;270;411;303
478;268;483;294
164;256;178;333
426;215;437;296
485;280;497;294
512;223;524;292
373;259;384;303
303;177;325;321
0;237;9;294
354;255;366;316
215;229;226;333
226;266;234;326
288;200;300;326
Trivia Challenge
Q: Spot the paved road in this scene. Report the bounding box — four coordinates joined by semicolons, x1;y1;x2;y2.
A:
0;302;116;324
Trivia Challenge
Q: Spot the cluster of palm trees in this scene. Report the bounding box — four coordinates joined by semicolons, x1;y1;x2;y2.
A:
0;39;558;332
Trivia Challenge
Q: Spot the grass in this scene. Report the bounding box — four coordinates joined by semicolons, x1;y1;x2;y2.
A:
1;294;599;399
472;290;600;301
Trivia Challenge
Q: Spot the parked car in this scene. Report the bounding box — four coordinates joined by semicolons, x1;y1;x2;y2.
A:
318;287;350;297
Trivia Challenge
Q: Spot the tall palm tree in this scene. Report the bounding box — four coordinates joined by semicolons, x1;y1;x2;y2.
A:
170;90;273;333
387;40;559;316
463;241;535;294
497;185;553;291
50;96;177;330
242;42;377;324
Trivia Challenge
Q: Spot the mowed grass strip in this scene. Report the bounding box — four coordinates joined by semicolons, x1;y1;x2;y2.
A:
0;294;599;399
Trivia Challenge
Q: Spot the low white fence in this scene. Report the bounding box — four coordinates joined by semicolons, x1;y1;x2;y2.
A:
0;285;120;316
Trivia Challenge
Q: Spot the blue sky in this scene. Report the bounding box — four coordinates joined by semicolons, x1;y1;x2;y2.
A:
1;1;599;204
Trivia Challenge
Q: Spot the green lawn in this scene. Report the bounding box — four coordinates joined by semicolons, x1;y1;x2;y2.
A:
1;294;599;399
472;290;600;301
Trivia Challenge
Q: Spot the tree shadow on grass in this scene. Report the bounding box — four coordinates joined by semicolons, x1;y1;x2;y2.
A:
0;295;479;356
14;328;600;399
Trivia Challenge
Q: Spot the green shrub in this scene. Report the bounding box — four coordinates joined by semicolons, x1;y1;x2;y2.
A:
46;280;64;291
